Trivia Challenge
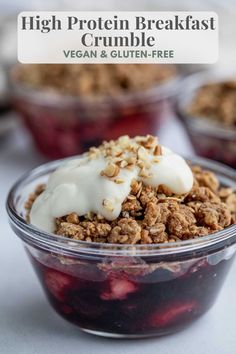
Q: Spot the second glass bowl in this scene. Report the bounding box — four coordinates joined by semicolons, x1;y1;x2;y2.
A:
176;71;236;168
10;67;180;159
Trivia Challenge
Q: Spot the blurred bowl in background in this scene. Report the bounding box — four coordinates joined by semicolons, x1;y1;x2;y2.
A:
0;14;17;66
0;14;17;139
10;64;181;159
0;65;10;111
0;65;16;140
0;14;17;111
176;70;236;168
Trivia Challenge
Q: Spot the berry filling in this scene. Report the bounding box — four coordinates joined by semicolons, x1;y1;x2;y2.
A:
29;252;235;336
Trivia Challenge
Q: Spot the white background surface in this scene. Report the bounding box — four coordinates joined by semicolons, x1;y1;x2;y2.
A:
0;118;236;354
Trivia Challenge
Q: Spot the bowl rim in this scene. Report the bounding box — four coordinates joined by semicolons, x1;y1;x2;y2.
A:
9;64;181;108
6;155;236;258
175;70;236;140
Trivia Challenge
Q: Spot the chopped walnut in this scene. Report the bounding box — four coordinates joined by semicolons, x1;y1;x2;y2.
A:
131;179;142;196
101;163;120;178
154;145;162;156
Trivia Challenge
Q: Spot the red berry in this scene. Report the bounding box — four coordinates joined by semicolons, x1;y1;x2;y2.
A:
44;269;73;301
101;279;137;301
149;301;199;328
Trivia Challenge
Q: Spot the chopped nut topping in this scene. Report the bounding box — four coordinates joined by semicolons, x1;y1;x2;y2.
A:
120;160;128;168
154;145;163;156
139;168;149;178
101;163;120;178
137;146;148;161
114;178;125;184
102;199;114;212
126;156;137;165
86;135;164;183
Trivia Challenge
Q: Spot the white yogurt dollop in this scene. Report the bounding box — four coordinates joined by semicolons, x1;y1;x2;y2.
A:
30;139;193;232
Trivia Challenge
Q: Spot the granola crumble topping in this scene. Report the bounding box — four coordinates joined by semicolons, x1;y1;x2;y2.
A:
188;80;236;128
28;135;193;233
26;164;236;244
13;64;176;97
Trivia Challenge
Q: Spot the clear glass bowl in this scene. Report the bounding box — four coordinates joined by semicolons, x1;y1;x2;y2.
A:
10;67;180;159
176;70;236;168
6;156;236;338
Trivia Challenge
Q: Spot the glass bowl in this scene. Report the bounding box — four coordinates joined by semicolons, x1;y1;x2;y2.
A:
10;66;180;159
6;156;236;338
175;70;236;168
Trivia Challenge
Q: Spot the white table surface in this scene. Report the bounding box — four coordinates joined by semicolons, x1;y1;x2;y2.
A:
0;118;236;354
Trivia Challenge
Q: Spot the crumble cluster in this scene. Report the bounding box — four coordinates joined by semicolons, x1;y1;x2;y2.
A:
25;166;236;245
189;80;236;128
13;64;176;97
